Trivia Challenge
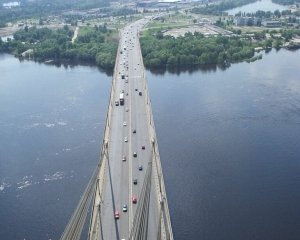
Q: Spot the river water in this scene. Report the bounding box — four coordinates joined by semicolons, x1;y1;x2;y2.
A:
226;0;287;15
0;55;111;239
1;49;300;240
147;49;300;240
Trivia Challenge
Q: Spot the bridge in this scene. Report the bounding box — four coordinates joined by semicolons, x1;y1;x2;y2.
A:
60;17;173;240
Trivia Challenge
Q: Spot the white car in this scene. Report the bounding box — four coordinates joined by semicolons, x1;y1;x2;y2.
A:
124;137;128;142
123;122;127;126
122;204;127;212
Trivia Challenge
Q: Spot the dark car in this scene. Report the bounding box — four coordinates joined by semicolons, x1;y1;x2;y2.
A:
139;92;142;96
142;145;145;150
133;129;136;134
133;178;138;185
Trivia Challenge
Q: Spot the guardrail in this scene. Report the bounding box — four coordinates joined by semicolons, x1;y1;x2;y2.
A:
87;29;122;240
136;29;174;240
60;36;122;240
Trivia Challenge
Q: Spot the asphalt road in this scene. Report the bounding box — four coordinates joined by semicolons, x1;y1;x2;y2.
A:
99;17;159;240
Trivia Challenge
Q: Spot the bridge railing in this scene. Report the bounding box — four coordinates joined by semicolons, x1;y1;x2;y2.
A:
88;29;123;240
136;30;174;240
60;30;124;240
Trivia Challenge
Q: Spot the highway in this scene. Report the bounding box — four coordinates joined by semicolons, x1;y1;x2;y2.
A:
91;18;160;239
60;16;173;240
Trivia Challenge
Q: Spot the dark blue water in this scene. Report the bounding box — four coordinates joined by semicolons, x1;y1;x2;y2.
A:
0;54;111;239
1;49;300;240
147;49;300;240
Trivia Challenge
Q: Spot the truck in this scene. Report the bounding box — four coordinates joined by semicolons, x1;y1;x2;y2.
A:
120;93;124;105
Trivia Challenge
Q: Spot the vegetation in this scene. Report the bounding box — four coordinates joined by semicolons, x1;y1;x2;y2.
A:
235;9;294;18
0;25;118;69
191;0;257;15
63;7;138;25
140;27;300;68
233;9;300;21
0;0;108;26
146;13;193;30
272;0;300;5
140;30;259;68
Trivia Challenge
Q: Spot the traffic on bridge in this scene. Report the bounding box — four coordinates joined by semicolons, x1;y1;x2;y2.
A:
60;16;173;240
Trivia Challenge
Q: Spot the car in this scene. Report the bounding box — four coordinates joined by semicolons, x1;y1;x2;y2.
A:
133;129;136;134
125;80;128;83
132;196;137;204
114;210;120;219
122;155;126;161
139;92;142;96
123;122;127;126
122;204;127;212
122;90;124;93
133;178;137;185
138;165;143;171
135;88;138;91
124;137;128;142
142;145;145;150
115;101;119;106
133;152;137;157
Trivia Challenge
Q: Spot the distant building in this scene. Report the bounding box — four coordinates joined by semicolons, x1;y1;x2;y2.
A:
198;18;212;25
234;17;261;26
261;20;281;28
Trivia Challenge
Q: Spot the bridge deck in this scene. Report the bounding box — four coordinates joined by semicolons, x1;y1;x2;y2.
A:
87;17;173;240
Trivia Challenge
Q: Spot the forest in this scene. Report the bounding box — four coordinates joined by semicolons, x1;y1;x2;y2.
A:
0;25;118;69
272;0;300;4
0;0;108;26
140;30;260;68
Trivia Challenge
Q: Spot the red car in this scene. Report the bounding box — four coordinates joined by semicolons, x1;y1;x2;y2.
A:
132;196;138;204
114;210;120;219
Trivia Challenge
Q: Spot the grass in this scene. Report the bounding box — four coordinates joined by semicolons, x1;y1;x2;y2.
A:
145;12;194;30
77;26;119;42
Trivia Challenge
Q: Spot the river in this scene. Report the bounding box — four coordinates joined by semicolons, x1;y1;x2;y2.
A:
226;0;287;15
1;49;300;240
0;55;111;239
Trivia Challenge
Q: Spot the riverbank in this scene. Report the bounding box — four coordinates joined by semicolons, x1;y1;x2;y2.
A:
140;29;289;69
0;25;118;71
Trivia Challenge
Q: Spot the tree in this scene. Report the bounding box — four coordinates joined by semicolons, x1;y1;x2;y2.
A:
274;9;281;18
